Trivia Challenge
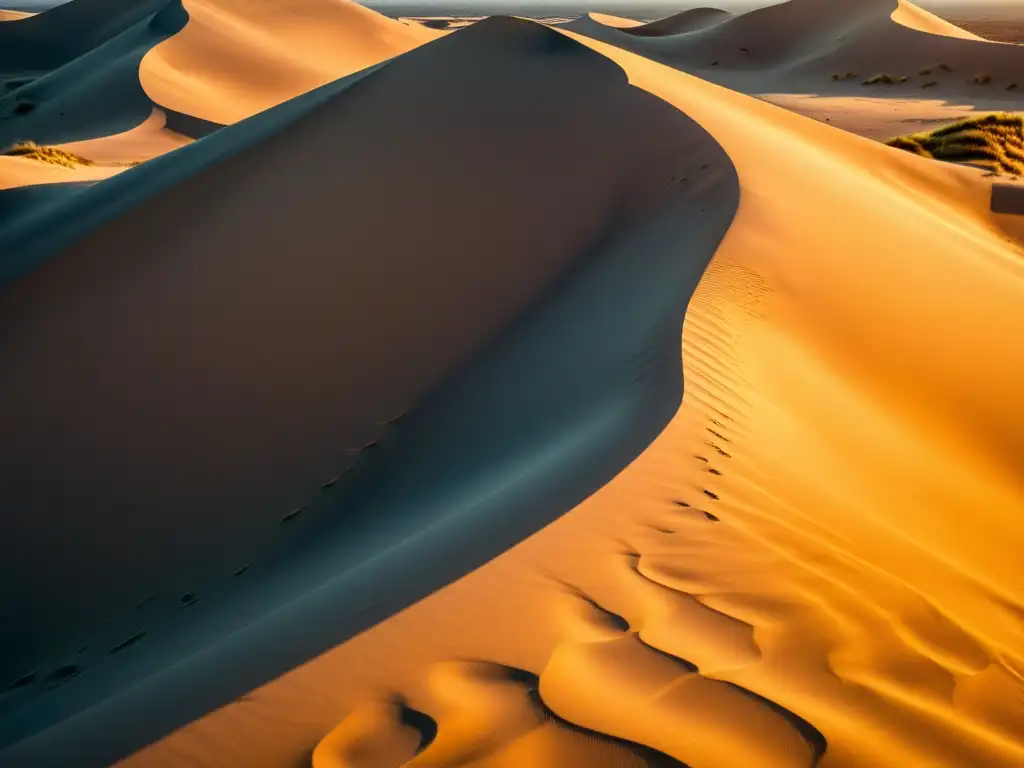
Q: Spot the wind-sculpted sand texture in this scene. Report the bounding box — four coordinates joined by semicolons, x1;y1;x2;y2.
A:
2;2;1024;767
111;8;1024;768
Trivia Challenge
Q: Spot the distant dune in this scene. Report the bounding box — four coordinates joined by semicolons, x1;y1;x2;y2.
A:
566;0;1024;93
139;0;440;124
619;7;733;37
1;1;1023;767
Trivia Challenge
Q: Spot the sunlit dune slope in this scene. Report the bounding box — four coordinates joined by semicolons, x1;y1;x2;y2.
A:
566;0;1024;88
140;0;440;124
0;154;121;189
0;9;33;22
0;17;739;768
122;20;1024;768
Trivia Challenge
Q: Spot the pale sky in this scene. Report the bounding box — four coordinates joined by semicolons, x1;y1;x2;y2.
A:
6;0;1023;13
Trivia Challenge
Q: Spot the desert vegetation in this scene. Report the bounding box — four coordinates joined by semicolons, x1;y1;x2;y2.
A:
862;73;907;85
887;112;1024;175
2;141;94;168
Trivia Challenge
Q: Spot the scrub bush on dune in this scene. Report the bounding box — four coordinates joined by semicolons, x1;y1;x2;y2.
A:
886;112;1024;175
3;140;94;168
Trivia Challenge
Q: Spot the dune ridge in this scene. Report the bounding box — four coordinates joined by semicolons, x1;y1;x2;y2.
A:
0;17;738;768
566;0;1022;94
139;0;440;124
115;16;1024;768
612;8;733;38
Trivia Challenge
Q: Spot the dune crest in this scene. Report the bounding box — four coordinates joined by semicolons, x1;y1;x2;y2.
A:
140;0;440;124
115;19;1024;768
0;17;738;768
566;0;1022;100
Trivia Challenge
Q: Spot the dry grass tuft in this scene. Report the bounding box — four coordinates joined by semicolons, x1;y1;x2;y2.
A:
863;73;907;85
886;112;1024;175
831;71;859;81
2;141;94;168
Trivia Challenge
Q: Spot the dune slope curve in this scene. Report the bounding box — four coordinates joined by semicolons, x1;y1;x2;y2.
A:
140;0;440;125
566;0;1022;91
0;0;188;149
122;23;1024;768
0;17;738;768
0;0;170;77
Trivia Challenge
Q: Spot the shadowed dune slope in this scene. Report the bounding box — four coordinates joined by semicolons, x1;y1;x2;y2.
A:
619;8;732;38
120;23;1024;768
0;0;170;76
0;17;738;768
0;0;188;149
140;0;440;124
566;0;1023;87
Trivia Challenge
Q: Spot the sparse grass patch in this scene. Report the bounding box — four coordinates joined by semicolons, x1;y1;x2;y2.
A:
2;141;93;168
886;112;1024;175
863;73;906;85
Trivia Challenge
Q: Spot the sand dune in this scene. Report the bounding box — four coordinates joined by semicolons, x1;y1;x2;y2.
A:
0;1;189;153
567;0;1024;98
0;0;170;77
2;2;1024;767
113;14;1024;768
0;17;737;768
610;8;733;38
140;0;440;124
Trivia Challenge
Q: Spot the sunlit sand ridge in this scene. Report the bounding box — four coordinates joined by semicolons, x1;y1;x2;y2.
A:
1;1;1023;767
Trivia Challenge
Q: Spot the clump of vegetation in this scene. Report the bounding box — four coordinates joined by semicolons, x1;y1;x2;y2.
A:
937;63;953;72
921;81;938;89
1008;83;1019;91
11;100;35;115
919;67;933;76
831;70;859;81
863;73;907;85
974;73;993;85
2;141;93;168
886;112;1024;175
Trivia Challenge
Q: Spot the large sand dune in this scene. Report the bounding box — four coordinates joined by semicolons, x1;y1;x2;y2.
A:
1;2;1023;767
113;11;1024;768
0;0;170;76
139;0;439;124
567;0;1023;95
0;16;737;767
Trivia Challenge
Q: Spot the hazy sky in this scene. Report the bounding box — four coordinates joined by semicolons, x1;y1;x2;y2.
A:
6;0;1021;13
